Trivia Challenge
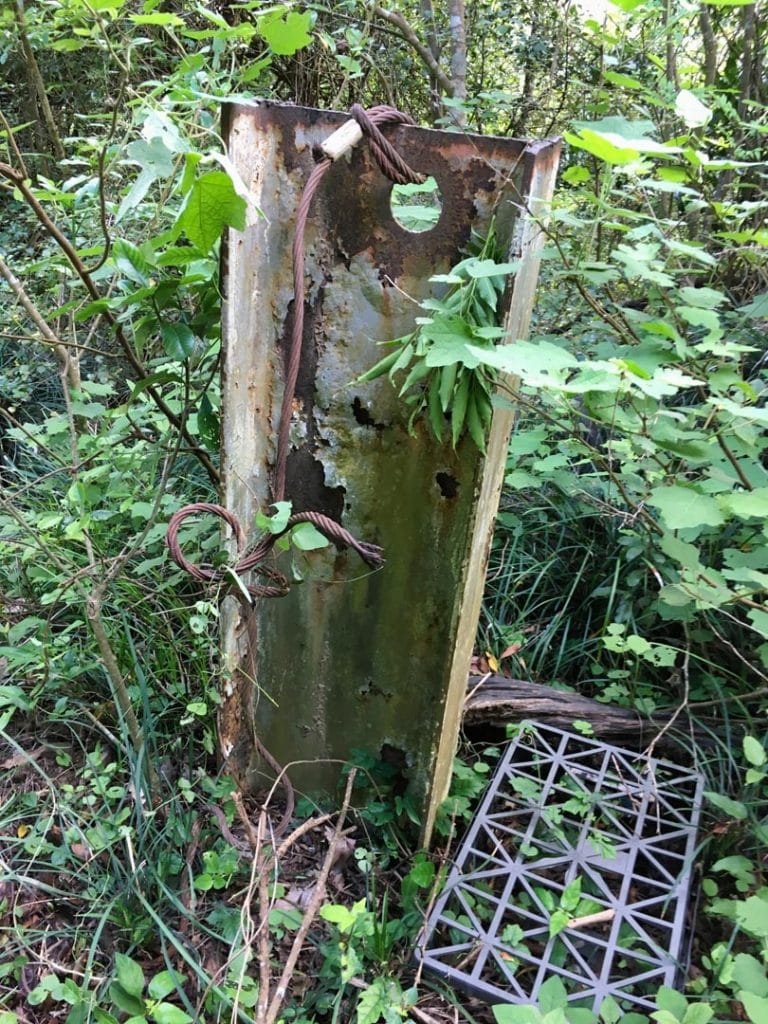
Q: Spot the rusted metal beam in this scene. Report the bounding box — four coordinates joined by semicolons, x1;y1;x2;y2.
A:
221;101;560;841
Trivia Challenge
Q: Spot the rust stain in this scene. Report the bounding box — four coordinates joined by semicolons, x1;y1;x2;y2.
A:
221;101;560;813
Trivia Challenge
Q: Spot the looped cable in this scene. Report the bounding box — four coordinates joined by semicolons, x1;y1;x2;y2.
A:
348;105;427;186
167;504;384;604
167;104;419;598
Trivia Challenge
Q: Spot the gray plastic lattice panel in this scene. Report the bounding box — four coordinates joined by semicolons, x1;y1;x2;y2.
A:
417;722;704;1012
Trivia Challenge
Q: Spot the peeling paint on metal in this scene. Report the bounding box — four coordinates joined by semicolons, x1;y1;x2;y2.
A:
220;102;560;822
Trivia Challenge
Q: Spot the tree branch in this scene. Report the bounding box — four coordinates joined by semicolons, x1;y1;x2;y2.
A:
13;0;65;162
0;161;220;486
370;3;454;99
0;255;81;392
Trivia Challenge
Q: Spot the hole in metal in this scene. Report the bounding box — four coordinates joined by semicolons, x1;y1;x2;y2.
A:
436;472;459;498
390;175;442;233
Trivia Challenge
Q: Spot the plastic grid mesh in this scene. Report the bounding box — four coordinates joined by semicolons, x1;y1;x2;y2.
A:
417;722;704;1012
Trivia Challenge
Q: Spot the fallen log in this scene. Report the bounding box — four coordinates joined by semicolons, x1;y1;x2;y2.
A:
463;674;707;753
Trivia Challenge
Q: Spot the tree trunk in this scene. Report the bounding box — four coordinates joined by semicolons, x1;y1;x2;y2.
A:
448;0;467;125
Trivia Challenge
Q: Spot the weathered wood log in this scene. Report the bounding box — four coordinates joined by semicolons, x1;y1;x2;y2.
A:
464;674;706;753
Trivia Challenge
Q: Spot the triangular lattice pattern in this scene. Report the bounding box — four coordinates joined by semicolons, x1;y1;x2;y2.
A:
417;722;703;1012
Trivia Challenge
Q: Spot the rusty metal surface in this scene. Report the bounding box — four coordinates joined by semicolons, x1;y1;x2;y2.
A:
220;101;560;813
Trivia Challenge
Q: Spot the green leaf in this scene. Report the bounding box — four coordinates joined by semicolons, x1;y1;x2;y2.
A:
654;986;688;1022
678;286;725;309
197;393;220;452
733;954;768;998
257;10;313;54
290;522;329;551
465;258;519;278
704;791;748;820
721;489;768;519
176;171;246;254
356;977;388;1024
113;239;152;285
743;736;767;768
748;609;768;640
150;1005;192;1024
115;954;145;999
116;136;175;222
109;982;145;1017
539;977;568;1014
648;486;725;531
736;895;768;937
467;340;577;386
160;321;197;361
561;877;582;912
549;908;571;937
603;71;644;89
147;973;180;1003
741;993;768;1024
493;1007;542;1024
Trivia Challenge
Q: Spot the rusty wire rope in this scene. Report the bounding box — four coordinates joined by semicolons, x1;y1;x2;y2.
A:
167;105;425;599
165;107;425;834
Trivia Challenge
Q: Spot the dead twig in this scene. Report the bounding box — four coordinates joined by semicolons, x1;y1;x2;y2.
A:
261;769;358;1024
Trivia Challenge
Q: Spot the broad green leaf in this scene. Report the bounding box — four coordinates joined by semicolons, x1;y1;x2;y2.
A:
562;165;591;184
109;983;145;1017
549;908;571;937
176;171;246;254
115;954;145;999
148;970;181;1002
603;71;643;89
539;976;568;1013
116;136;175;222
748;609;768;639
493;1006;542;1024
256;501;292;535
736;895;768;937
654;986;687;1021
290;522;329;551
160;321;197;360
664;239;716;266
319;902;356;930
743;736;767;768
682;1005;713;1024
721;489;768;519
467;340;577;385
659;532;701;571
466;258;520;278
678;286;725;308
740;992;768;1024
573;115;657;140
675;90;712;128
704;791;748;820
113;238;152;285
648;486;725;531
257;10;312;54
566;119;679;165
740;293;768;319
151;1005;193;1024
733;954;768;998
